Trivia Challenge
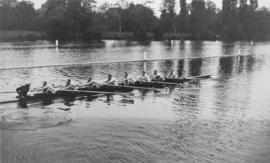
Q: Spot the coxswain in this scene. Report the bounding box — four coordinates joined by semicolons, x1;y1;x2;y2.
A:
167;70;177;78
16;83;30;99
150;70;165;81
137;71;150;82
103;74;115;85
118;72;134;85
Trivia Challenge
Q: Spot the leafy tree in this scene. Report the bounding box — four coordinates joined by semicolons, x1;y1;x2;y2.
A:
222;0;239;39
205;1;222;37
42;0;67;39
190;0;207;39
124;3;157;38
0;4;17;30
238;0;259;39
104;7;123;32
180;0;187;17
255;7;270;39
250;0;258;9
98;2;111;13
41;0;98;40
178;0;188;32
160;0;176;33
82;0;96;12
0;1;36;30
239;0;247;8
1;0;270;41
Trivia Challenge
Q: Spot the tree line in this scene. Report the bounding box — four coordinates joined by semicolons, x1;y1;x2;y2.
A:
1;0;270;40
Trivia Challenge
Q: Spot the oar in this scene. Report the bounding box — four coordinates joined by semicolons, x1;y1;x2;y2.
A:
0;91;16;94
0;87;60;95
0;83;65;95
98;83;163;92
0;99;19;104
184;74;211;80
146;81;181;85
150;75;212;85
59;89;133;97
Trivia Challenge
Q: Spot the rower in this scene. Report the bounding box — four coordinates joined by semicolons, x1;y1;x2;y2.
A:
167;70;177;78
31;81;55;94
137;71;150;82
86;77;96;85
16;83;30;98
62;79;76;90
118;72;134;85
150;70;165;81
84;77;99;89
103;74;115;85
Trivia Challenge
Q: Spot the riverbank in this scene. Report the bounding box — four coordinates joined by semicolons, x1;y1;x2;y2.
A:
0;30;47;41
0;30;205;41
1;30;270;42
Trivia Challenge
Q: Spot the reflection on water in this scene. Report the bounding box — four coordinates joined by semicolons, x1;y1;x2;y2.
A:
1;40;270;163
219;57;235;76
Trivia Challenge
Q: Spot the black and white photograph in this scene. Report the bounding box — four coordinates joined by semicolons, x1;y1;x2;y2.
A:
1;0;270;162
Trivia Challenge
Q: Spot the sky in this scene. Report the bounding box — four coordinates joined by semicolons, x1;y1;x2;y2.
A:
20;0;270;15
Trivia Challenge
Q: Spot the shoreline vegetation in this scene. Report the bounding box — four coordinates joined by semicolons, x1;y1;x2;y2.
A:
1;0;270;42
0;30;201;41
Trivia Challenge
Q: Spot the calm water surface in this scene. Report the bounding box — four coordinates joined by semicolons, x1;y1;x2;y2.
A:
1;40;270;163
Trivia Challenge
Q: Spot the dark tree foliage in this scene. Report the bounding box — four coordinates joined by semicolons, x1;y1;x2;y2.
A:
239;0;248;8
221;0;262;40
81;0;96;12
15;1;36;30
180;0;187;16
250;0;258;9
42;0;97;40
160;0;176;33
190;0;207;39
104;7;123;32
205;1;222;38
0;4;16;30
123;4;157;39
221;0;240;40
1;0;270;40
178;0;187;32
103;3;157;39
0;1;36;30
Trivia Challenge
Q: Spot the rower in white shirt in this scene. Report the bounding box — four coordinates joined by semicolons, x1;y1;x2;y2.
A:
103;74;116;85
137;71;150;82
31;81;55;94
118;72;134;85
150;70;165;81
80;76;99;89
166;70;177;78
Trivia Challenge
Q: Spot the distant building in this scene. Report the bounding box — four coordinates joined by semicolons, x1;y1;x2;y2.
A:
0;0;17;7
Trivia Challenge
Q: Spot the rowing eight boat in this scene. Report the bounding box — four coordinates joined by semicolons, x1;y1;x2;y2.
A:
0;74;212;105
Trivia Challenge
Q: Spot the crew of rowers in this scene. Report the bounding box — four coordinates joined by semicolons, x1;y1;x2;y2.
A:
17;70;178;97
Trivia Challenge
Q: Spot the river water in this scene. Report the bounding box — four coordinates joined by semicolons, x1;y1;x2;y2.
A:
1;40;270;163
